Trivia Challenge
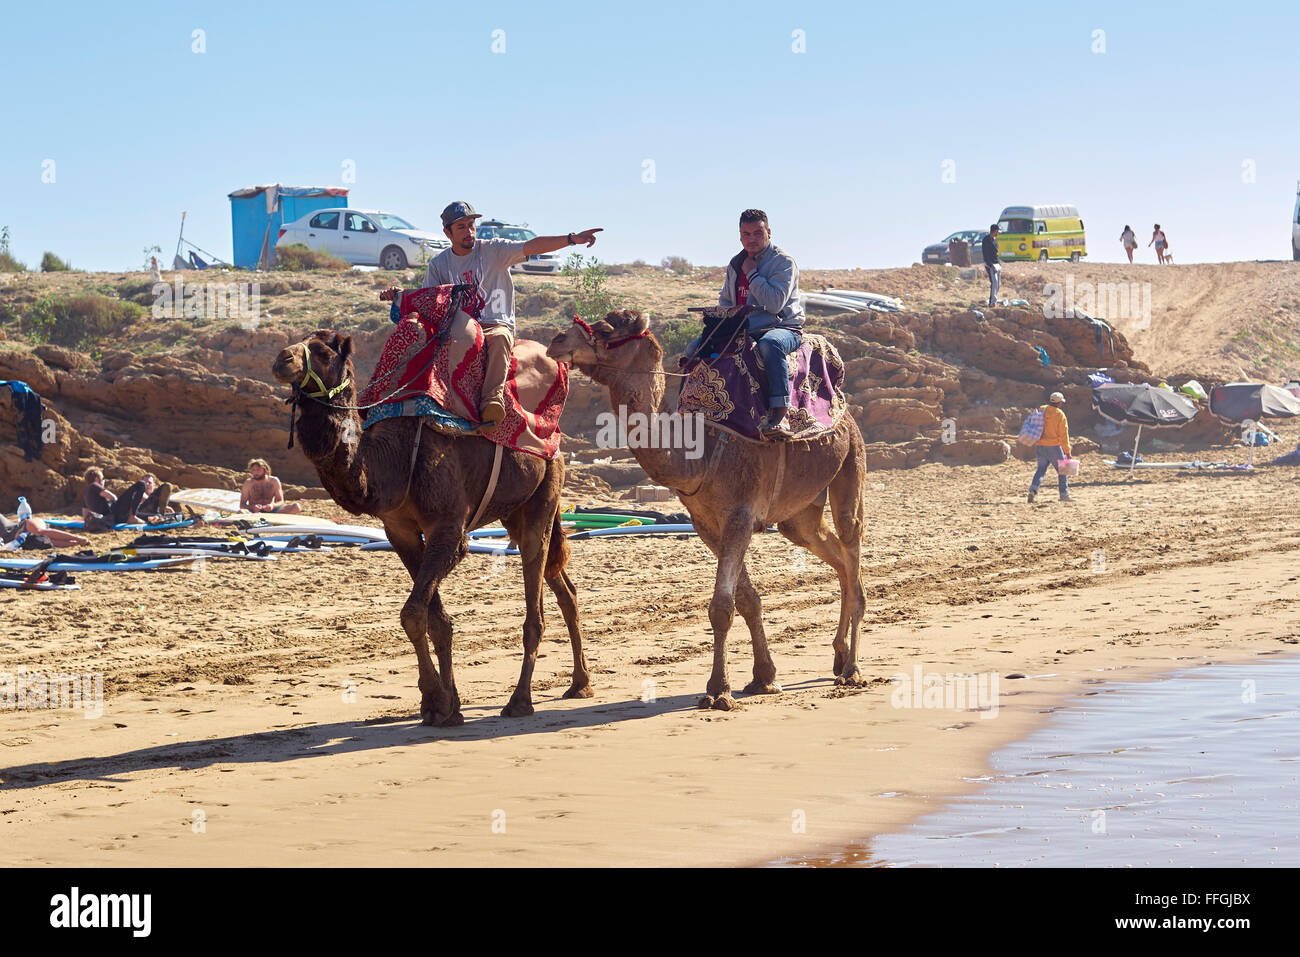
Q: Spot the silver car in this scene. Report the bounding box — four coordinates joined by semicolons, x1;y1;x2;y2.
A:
477;220;563;274
276;208;448;270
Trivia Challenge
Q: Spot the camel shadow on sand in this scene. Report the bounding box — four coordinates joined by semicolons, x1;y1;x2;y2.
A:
0;680;833;792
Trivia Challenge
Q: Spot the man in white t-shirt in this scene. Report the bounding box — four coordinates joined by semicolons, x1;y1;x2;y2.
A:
421;201;602;429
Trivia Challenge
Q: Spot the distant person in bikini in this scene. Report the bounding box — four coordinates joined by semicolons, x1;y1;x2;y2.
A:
1149;224;1169;264
82;469;176;530
1120;225;1137;264
240;459;301;514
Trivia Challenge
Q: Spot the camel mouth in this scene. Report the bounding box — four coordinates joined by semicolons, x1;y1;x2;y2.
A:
271;352;302;384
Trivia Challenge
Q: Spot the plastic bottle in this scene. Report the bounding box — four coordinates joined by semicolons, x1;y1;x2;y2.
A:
17;497;32;523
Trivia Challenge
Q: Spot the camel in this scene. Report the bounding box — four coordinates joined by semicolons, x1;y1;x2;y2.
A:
271;330;592;725
547;310;867;711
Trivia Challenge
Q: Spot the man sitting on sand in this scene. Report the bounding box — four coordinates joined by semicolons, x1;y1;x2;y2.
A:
82;469;176;530
240;459;300;514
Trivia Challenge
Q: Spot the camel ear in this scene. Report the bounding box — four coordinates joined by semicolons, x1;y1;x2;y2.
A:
626;310;648;335
338;335;354;362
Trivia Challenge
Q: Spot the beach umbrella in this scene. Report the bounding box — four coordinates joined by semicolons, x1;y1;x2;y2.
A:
1208;382;1300;465
1092;382;1198;475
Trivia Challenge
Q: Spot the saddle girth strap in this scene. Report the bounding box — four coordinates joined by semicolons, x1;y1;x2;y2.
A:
764;442;788;526
469;442;505;529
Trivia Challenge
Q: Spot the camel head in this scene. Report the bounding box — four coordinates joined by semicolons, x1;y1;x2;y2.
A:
546;310;660;382
272;330;356;399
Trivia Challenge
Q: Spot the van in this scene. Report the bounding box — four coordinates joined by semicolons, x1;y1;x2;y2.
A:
1291;183;1299;261
995;204;1087;262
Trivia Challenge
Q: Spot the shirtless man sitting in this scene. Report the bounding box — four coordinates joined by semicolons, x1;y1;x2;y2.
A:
240;459;301;514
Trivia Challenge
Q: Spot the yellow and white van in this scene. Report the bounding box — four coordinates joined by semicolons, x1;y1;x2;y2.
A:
995;204;1087;262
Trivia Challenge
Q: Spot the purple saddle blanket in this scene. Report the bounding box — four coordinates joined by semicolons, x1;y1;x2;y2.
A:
676;333;848;441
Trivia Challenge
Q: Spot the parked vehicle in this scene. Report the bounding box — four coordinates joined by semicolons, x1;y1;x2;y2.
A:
276;208;448;269
1292;183;1299;261
922;229;989;265
477;220;563;274
995;204;1087;262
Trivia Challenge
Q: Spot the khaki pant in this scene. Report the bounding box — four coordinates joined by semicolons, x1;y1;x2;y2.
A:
480;324;514;410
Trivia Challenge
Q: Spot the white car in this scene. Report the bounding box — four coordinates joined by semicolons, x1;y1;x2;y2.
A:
477;220;564;274
276;208;448;270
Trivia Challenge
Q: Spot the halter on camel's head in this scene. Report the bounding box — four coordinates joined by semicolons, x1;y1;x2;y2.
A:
295;330;355;400
564;310;652;367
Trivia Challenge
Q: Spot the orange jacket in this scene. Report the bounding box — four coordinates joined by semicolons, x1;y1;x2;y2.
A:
1037;404;1070;455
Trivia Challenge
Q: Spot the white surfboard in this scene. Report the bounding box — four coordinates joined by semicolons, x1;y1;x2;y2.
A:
170;488;245;511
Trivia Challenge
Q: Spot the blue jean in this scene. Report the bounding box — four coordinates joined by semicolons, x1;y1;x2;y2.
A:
986;263;1001;305
753;327;803;408
1030;445;1068;495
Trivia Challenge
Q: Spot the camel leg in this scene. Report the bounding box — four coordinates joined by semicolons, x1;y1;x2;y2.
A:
827;447;867;687
402;526;469;726
737;564;781;695
426;589;464;725
383;523;451;723
699;510;754;712
501;508;553;718
695;522;777;696
547;568;593;699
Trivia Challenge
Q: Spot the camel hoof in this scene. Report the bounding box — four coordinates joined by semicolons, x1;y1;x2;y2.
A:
835;667;865;688
743;680;783;695
501;699;535;718
697;695;716;710
438;711;465;727
711;694;740;712
563;683;594;700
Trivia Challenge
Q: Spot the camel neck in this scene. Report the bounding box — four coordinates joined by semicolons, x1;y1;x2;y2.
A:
602;356;711;491
297;400;371;515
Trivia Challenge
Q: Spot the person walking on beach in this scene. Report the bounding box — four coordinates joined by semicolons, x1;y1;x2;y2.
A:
1028;391;1073;504
1120;225;1137;264
982;225;1001;305
1149;224;1169;264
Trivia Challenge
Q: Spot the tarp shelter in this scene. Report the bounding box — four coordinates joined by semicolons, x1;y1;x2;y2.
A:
1092;382;1198;475
228;185;349;269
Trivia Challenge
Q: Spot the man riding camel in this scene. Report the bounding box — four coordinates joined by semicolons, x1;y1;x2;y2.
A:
389;201;602;430
715;208;804;440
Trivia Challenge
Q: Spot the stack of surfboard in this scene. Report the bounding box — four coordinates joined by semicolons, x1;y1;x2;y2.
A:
800;288;903;314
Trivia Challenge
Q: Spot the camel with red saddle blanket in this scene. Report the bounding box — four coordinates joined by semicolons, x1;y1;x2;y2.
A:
271;323;589;726
548;309;868;712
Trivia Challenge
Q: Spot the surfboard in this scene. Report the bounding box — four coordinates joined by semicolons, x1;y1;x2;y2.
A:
169;487;244;511
359;541;520;556
0;555;203;572
0;576;80;590
210;512;333;527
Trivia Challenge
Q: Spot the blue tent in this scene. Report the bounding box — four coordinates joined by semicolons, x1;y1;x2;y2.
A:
228;184;349;269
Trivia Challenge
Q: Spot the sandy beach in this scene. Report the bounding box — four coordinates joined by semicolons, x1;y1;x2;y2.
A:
3;459;1297;866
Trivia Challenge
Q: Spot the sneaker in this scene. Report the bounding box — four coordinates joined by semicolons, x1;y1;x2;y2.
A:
1060;493;1074;502
759;409;792;441
478;398;506;431
1027;491;1036;504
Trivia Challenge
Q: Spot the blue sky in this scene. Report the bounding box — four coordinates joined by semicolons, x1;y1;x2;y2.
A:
2;0;1297;271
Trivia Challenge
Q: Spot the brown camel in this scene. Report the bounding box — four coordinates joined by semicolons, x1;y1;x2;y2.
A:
547;310;867;711
271;330;592;725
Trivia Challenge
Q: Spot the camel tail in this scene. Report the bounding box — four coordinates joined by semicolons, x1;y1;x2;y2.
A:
544;512;570;578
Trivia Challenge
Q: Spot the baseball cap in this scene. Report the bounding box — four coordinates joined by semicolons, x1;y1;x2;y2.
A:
441;201;482;228
1049;391;1065;403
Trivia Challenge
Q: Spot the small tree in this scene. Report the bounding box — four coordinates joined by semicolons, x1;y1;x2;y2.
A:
142;244;162;270
562;253;620;322
0;226;24;272
40;251;72;272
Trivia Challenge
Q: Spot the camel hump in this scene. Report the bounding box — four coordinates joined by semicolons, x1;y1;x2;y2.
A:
510;338;561;389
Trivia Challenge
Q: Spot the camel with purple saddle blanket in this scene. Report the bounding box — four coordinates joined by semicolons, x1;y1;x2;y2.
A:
677;307;849;442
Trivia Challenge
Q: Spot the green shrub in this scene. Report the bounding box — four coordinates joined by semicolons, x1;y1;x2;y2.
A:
664;255;692;275
20;293;144;348
563;253;621;322
0;226;24;272
40;251;72;272
655;318;698;358
274;243;348;272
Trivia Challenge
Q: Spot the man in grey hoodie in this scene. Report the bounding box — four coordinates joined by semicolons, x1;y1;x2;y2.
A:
715;209;805;439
